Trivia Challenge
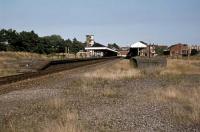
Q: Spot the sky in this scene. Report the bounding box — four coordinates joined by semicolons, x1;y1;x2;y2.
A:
0;0;200;46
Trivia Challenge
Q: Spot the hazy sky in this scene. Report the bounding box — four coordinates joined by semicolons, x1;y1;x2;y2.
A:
0;0;200;46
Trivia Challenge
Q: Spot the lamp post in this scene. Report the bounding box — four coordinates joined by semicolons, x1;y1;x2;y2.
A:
51;46;55;60
149;44;151;58
65;47;69;58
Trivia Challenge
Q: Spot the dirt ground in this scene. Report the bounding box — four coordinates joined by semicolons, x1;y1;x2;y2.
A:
0;59;199;132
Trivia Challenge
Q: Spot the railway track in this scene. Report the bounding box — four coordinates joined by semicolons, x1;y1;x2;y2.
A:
0;57;120;86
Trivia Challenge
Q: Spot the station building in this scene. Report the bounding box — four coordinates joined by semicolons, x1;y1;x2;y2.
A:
85;35;118;57
127;41;156;58
168;44;189;57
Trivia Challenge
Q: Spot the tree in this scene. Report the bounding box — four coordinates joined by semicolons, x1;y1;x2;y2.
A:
191;49;198;56
19;30;39;52
0;29;86;54
155;46;165;55
42;35;65;53
69;38;85;54
0;43;7;51
0;30;8;51
0;29;7;42
0;29;22;51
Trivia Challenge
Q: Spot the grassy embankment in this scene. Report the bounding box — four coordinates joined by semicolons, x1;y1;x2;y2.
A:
0;52;81;77
0;52;48;77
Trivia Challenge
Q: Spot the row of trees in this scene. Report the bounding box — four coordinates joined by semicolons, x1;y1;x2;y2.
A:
0;29;86;54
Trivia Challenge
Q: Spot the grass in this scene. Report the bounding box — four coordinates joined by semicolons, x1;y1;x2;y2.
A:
154;84;200;126
2;97;83;132
1;59;135;131
161;59;200;75
0;51;48;61
0;51;49;77
101;88;119;98
83;59;141;80
152;58;200;127
0;51;84;77
0;69;18;77
124;57;200;127
0;51;104;77
1;58;200;131
78;59;141;98
41;98;83;132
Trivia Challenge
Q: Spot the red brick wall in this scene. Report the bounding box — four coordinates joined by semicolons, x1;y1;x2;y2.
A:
170;44;188;56
119;50;129;56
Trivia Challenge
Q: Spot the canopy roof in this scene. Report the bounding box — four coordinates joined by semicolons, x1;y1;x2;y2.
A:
92;43;106;47
131;41;147;48
85;47;118;53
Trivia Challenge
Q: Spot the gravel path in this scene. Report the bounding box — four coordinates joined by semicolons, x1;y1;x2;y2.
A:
0;59;198;131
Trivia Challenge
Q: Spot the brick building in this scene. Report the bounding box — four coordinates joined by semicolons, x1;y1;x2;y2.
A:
118;47;130;57
168;44;189;57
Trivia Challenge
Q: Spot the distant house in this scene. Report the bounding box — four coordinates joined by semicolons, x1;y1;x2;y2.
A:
189;45;200;53
118;47;130;57
168;44;189;57
121;47;130;51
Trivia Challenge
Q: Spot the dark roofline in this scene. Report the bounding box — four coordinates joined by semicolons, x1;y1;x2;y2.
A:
139;41;148;45
168;43;188;49
92;42;106;47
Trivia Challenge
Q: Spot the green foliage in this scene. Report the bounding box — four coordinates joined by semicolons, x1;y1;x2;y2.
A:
0;43;7;51
190;49;198;56
0;29;86;54
155;46;165;55
70;38;85;54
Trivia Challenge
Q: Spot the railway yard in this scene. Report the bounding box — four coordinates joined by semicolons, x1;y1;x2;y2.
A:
1;1;200;131
0;58;199;131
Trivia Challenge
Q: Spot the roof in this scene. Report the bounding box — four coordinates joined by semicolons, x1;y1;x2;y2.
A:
85;47;118;53
168;43;188;49
131;41;148;48
120;47;130;51
92;43;106;47
119;50;129;55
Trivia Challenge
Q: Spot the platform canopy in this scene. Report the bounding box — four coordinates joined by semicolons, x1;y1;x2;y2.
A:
85;46;118;57
85;47;118;53
131;41;147;48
